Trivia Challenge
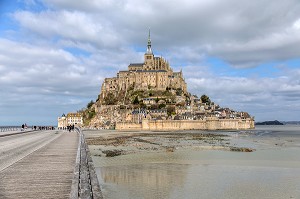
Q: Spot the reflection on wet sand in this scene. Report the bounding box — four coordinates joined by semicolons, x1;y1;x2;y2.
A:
87;126;300;199
98;163;189;199
96;150;300;199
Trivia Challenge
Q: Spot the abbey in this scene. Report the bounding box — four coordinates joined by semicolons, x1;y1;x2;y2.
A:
99;31;187;101
86;32;254;130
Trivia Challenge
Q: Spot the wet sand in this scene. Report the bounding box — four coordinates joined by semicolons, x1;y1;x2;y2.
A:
84;125;300;199
85;130;254;157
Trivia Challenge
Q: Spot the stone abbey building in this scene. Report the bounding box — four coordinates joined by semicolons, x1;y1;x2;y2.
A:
99;31;187;101
89;32;254;130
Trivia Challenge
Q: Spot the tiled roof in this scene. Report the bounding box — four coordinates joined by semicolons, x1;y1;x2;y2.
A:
129;63;143;66
135;70;167;73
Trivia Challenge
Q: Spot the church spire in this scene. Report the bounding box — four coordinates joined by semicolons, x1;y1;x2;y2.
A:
146;29;152;54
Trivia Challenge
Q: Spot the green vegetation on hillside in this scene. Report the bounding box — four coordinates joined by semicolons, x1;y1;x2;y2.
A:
79;100;96;126
100;84;183;108
201;94;211;104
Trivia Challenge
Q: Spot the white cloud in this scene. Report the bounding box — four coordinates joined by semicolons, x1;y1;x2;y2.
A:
11;0;300;69
293;18;300;29
185;65;300;121
0;38;101;122
1;0;300;124
13;10;121;48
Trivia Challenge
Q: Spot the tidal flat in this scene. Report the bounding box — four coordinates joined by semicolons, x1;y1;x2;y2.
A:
84;125;300;199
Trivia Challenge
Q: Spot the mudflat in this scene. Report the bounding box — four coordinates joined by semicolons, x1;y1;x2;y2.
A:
84;125;300;199
85;130;255;158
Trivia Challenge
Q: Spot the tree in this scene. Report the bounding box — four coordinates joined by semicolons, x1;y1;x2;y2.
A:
166;105;175;116
158;103;166;109
162;90;172;96
155;97;159;103
133;96;139;104
88;109;96;119
176;88;183;96
104;92;117;105
201;94;211;104
96;95;100;102
139;102;147;109
87;100;94;109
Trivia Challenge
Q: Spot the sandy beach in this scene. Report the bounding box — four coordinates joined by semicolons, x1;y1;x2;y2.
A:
84;125;300;199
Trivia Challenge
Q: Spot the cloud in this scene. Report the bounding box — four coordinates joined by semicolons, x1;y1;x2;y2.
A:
185;65;300;121
13;10;121;49
11;0;300;68
0;38;102;124
0;35;143;124
1;0;300;124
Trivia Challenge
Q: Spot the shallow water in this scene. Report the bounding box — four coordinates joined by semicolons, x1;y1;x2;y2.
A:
92;125;300;199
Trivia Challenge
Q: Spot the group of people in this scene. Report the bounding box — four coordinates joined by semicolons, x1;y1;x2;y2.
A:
21;123;28;131
57;125;75;132
33;126;55;130
67;124;75;132
21;124;56;131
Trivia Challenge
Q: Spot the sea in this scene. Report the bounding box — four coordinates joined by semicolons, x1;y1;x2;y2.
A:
91;125;300;199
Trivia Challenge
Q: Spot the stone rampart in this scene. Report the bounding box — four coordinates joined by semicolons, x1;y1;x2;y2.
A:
116;118;254;131
115;122;142;131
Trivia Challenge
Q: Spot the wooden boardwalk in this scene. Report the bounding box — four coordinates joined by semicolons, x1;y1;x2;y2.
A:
0;132;78;199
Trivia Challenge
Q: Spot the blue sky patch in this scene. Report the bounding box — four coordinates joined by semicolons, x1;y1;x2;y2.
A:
63;47;91;57
205;57;294;78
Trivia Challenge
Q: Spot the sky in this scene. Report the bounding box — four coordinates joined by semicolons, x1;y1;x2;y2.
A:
1;0;300;125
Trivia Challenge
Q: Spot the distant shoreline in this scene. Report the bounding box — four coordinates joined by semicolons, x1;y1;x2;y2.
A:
255;120;300;125
255;120;284;125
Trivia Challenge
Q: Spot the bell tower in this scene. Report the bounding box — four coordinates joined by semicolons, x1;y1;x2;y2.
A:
144;29;154;70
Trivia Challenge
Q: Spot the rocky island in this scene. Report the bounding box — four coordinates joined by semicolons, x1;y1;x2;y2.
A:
256;120;284;125
81;32;254;130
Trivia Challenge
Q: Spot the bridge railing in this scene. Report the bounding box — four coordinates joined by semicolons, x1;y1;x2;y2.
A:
70;127;103;199
0;126;20;132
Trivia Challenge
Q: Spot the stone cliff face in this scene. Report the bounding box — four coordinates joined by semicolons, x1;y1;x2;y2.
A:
88;105;122;129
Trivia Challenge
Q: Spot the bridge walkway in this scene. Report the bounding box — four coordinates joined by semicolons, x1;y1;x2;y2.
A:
0;132;78;199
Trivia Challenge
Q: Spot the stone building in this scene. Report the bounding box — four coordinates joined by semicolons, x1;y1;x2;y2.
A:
57;113;67;128
57;112;83;128
99;31;187;101
67;113;83;126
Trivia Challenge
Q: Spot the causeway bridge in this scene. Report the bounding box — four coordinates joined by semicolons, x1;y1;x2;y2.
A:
0;128;103;199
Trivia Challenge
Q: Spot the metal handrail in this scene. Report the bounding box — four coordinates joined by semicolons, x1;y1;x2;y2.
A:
70;127;103;199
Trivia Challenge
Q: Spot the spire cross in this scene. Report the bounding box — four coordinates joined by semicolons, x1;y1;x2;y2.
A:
148;28;151;41
147;28;152;54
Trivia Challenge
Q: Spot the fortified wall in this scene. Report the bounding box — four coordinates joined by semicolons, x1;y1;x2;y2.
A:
116;118;255;131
